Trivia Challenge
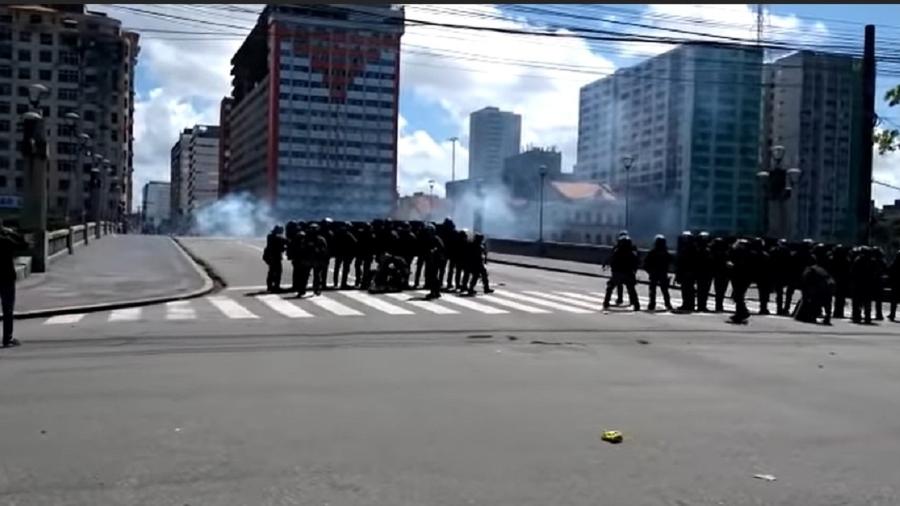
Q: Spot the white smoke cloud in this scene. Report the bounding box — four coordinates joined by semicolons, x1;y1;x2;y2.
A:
190;193;274;237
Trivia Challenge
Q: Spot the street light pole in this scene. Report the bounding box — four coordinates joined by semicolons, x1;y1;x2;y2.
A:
427;179;435;222
21;84;50;273
756;145;801;239
538;165;547;243
448;136;459;182
621;155;635;232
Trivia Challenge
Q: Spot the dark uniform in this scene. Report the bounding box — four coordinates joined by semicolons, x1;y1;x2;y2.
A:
828;244;851;319
694;232;713;312
888;252;900;322
603;236;640;310
354;224;375;289
460;233;492;295
675;231;696;313
263;225;286;293
0;224;27;348
424;225;446;300
710;237;731;312
872;248;887;321
751;238;772;315
784;239;814;314
794;245;834;324
332;222;357;289
769;239;792;315
850;246;876;324
310;226;330;295
643;234;673;311
727;239;753;324
412;225;429;289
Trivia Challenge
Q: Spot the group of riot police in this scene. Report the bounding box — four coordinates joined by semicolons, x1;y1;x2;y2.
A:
603;231;900;326
262;218;493;299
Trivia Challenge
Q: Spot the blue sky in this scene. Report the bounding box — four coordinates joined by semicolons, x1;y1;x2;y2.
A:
96;4;900;208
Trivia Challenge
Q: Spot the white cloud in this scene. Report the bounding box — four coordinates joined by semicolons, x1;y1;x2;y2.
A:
397;115;469;198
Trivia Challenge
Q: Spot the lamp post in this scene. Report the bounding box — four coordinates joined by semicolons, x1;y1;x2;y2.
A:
63;111;88;224
538;164;547;243
621;154;636;231
756;145;802;239
447;136;458;182
427;179;435;222
21;83;50;272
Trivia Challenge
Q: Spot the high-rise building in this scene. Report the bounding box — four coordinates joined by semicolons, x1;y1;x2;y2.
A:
169;128;190;226
468;106;521;182
222;4;405;221
762;50;863;243
218;96;233;198
170;125;220;225
141;180;169;227
0;4;139;223
576;44;764;239
186;125;220;219
502;146;561;199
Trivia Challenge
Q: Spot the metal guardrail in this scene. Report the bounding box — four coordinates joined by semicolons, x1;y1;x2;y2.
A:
44;221;119;264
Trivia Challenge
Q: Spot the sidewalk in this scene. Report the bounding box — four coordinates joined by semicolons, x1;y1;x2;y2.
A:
15;235;213;318
491;252;653;283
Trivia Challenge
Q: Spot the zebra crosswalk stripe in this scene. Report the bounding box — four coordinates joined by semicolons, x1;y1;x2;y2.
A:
555;291;605;304
522;291;599;310
479;295;551;314
256;294;313;318
207;296;259;319
166;300;196;320
308;295;364;316
109;307;142;322
493;291;594;314
386;293;459;315
425;292;509;314
338;291;414;315
45;313;86;325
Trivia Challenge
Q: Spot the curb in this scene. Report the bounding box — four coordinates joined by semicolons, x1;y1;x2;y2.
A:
13;237;218;320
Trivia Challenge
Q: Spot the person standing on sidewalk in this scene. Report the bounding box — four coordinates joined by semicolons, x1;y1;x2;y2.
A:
0;221;27;348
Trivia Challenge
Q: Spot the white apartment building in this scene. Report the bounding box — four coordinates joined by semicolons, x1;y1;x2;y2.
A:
576;44;764;240
186;125;220;218
468;106;521;183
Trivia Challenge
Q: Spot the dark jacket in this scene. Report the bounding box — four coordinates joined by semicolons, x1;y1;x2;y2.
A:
643;247;672;279
0;227;28;283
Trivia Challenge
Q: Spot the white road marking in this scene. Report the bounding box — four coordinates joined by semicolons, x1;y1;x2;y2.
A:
338;291;414;315
555;291;606;304
108;307;142;322
308;295;364;316
492;290;594;314
418;291;509;314
479;295;552;314
207;296;260;319
45;314;86;325
386;293;459;315
256;294;313;318
522;291;600;310
225;285;268;291
165;301;196;320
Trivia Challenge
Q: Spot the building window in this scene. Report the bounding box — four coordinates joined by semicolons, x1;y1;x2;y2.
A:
58;179;70;191
58;69;78;83
40;33;53;45
0;119;8;132
15;177;22;189
17;49;31;62
16;86;28;97
17;68;29;79
38;69;51;80
58;50;78;65
0;65;8;78
16;103;27;115
39;50;52;63
18;31;31;43
0;46;11;60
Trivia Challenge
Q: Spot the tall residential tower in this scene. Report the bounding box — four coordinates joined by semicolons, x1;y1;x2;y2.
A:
468;106;521;183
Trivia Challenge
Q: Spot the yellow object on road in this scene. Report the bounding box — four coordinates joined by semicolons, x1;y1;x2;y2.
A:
601;430;623;444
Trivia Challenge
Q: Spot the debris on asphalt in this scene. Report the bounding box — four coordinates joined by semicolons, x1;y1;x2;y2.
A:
531;340;563;346
40;430;46;435
601;430;624;444
636;339;650;345
753;474;777;482
829;352;837;356
467;334;493;340
818;364;824;369
506;335;518;341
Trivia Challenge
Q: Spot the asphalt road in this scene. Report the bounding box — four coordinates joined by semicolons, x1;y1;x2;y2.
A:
3;235;900;505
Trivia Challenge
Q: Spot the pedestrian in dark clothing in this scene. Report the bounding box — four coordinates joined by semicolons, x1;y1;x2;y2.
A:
424;225;446;300
644;234;673;311
0;222;27;348
726;239;753;324
872;247;888;321
310;225;329;295
769;239;792;315
888;252;900;322
710;237;731;312
751;237;773;315
694;232;713;312
850;246;876;324
828;244;851;319
674;231;696;313
332;222;357;289
263;225;286;293
603;235;640;310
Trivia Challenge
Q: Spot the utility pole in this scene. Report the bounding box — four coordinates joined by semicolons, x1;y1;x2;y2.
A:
859;25;876;245
448;136;459;182
21;84;50;273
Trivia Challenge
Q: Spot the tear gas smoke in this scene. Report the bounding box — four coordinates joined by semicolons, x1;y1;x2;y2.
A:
191;193;275;238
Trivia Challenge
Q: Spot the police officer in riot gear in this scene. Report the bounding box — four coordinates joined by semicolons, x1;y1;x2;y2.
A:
769;238;792;315
888;250;900;322
694;231;713;312
424;223;446;300
263;225;286;293
710;237;730;312
643;234;673;311
674;231;696;313
603;234;640;311
309;224;329;296
726;238;753;324
332;221;357;289
460;232;493;295
752;237;773;315
828;244;851;319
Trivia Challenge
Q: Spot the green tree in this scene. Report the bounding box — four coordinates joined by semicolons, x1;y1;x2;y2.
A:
875;84;900;154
